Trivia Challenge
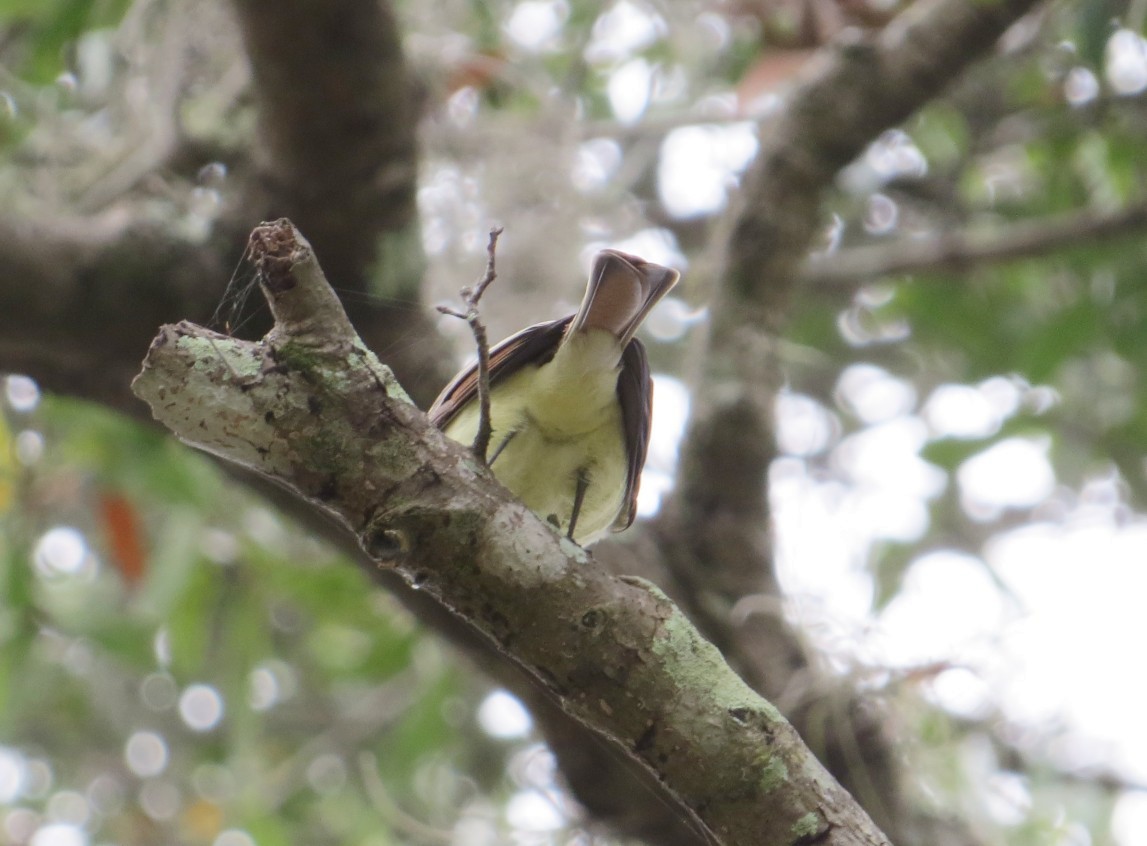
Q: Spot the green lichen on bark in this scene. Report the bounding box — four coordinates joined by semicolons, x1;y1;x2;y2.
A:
350;340;413;406
791;810;827;841
650;589;783;724
274;340;323;374
759;755;789;793
184;334;262;381
300;428;352;477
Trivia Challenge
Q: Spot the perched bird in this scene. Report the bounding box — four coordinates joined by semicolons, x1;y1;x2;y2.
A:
429;250;680;545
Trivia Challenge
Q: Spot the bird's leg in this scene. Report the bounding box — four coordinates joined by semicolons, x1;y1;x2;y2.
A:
488;429;519;467
567;468;590;540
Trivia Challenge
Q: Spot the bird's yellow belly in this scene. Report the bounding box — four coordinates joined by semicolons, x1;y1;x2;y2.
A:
443;365;628;545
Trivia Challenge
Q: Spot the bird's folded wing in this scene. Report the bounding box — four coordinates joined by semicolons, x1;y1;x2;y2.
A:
615;337;652;531
428;316;573;429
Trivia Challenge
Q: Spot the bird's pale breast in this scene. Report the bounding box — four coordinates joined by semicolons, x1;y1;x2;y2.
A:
443;330;628;543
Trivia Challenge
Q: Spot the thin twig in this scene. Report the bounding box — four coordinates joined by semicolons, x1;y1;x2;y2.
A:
436;226;504;463
944;712;1147;795
358;752;456;845
803;201;1147;288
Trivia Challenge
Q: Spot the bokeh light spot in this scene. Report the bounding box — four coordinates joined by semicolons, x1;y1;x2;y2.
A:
776;393;838;457
478;690;533;739
214;829;256;846
1064;66;1099;105
608;58;652;124
30;824;86;846
125;731;168;777
504;0;568;52
658;123;757;218
505;789;564;831
178;685;224;732
0;746;26;802
33;527;88;577
138;780;180;821
140;672;178;711
5;375;40;411
1106;29;1147;95
957;437;1055;515
45;790;88;826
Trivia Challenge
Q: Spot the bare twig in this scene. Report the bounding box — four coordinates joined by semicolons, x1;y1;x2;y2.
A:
264;669;421;810
804;201;1147;288
437;226;504;463
942;711;1147;794
358;753;456;845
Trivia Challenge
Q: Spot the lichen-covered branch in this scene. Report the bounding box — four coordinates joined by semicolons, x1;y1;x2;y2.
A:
132;219;890;846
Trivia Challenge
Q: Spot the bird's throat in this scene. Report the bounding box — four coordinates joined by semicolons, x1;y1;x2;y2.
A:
525;330;623;437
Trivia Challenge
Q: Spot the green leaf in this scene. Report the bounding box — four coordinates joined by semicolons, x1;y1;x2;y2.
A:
0;0;133;82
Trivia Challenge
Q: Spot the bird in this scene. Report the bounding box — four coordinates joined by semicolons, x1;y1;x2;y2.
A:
428;250;680;545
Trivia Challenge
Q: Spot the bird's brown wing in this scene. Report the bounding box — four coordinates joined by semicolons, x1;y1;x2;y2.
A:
427;316;573;429
614;337;652;531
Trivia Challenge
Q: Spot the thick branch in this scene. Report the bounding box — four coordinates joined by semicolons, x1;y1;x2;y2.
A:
230;0;453;400
662;0;1043;838
672;0;1044;683
804;201;1147;287
132;220;890;846
232;0;418;294
0;213;235;409
681;0;1044;520
1;0;449;406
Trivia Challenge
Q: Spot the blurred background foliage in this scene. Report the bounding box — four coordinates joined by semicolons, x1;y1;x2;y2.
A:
3;0;1147;845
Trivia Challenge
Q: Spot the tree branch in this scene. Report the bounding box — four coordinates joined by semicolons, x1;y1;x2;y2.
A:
132;219;891;846
230;0;454;401
232;0;418;290
0;1;454;409
683;0;1044;522
0;2;703;837
661;0;1044;839
0;213;235;411
436;227;504;462
804;201;1147;287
